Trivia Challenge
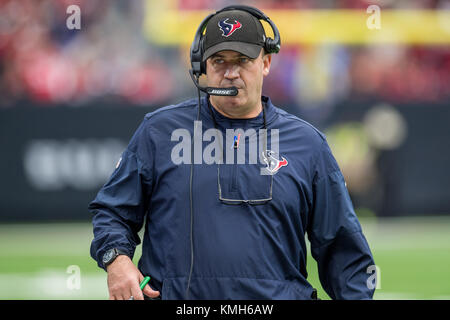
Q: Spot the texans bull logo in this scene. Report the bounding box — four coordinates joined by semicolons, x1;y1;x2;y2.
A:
262;150;288;174
218;18;242;37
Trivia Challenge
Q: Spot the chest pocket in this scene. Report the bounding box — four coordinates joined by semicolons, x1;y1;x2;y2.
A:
218;131;273;205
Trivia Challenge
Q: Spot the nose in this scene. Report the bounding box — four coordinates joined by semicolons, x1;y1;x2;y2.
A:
224;64;240;80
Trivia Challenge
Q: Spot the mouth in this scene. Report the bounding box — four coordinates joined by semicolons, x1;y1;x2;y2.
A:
224;86;243;97
221;83;244;90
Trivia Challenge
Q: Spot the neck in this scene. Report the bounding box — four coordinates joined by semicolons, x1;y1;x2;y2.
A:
207;97;268;130
209;98;263;119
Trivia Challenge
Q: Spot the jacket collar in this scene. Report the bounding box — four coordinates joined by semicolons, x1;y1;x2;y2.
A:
200;95;278;128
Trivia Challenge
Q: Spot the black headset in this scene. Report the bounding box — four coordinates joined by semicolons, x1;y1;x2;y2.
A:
190;5;281;77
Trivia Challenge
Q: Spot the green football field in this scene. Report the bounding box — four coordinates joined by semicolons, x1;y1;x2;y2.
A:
0;216;449;300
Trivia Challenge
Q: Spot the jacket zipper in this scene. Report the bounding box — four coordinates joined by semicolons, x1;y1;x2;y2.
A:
230;140;238;192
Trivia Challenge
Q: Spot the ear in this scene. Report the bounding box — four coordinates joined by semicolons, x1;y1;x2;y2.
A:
262;53;272;77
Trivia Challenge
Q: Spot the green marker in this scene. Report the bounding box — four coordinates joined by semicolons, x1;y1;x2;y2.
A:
140;276;151;290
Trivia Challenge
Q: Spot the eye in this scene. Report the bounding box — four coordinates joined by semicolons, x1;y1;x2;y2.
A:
239;57;249;63
213;58;224;64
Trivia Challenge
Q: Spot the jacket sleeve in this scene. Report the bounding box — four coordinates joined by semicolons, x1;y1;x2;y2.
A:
89;119;154;270
307;139;375;300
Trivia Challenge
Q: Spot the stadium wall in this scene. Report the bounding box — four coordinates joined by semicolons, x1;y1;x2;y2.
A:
0;101;448;221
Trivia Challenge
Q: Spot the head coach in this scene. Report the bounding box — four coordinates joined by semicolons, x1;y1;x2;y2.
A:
89;5;376;300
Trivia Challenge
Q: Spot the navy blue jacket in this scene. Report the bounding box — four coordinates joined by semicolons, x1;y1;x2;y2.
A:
90;96;375;300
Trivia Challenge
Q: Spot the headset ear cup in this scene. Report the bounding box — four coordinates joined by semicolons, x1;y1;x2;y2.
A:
190;48;202;76
190;26;206;76
265;38;279;54
201;60;206;75
199;37;206;74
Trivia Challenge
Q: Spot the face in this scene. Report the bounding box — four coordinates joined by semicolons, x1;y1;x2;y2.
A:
206;49;272;119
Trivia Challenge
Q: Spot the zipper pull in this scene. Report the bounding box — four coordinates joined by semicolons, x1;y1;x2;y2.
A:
233;133;241;149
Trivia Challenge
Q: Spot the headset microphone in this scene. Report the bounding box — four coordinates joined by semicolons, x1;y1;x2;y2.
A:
189;69;238;96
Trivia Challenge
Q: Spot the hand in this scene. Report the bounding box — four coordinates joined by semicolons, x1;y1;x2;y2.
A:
106;255;160;300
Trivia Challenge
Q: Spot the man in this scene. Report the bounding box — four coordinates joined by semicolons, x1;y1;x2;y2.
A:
90;7;376;300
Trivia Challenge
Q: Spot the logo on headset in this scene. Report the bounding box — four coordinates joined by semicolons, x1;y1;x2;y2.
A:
218;18;242;37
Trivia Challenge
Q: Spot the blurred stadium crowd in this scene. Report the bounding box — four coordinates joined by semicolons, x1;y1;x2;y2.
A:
0;0;449;109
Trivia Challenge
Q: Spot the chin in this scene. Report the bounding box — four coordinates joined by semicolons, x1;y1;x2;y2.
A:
221;94;245;106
